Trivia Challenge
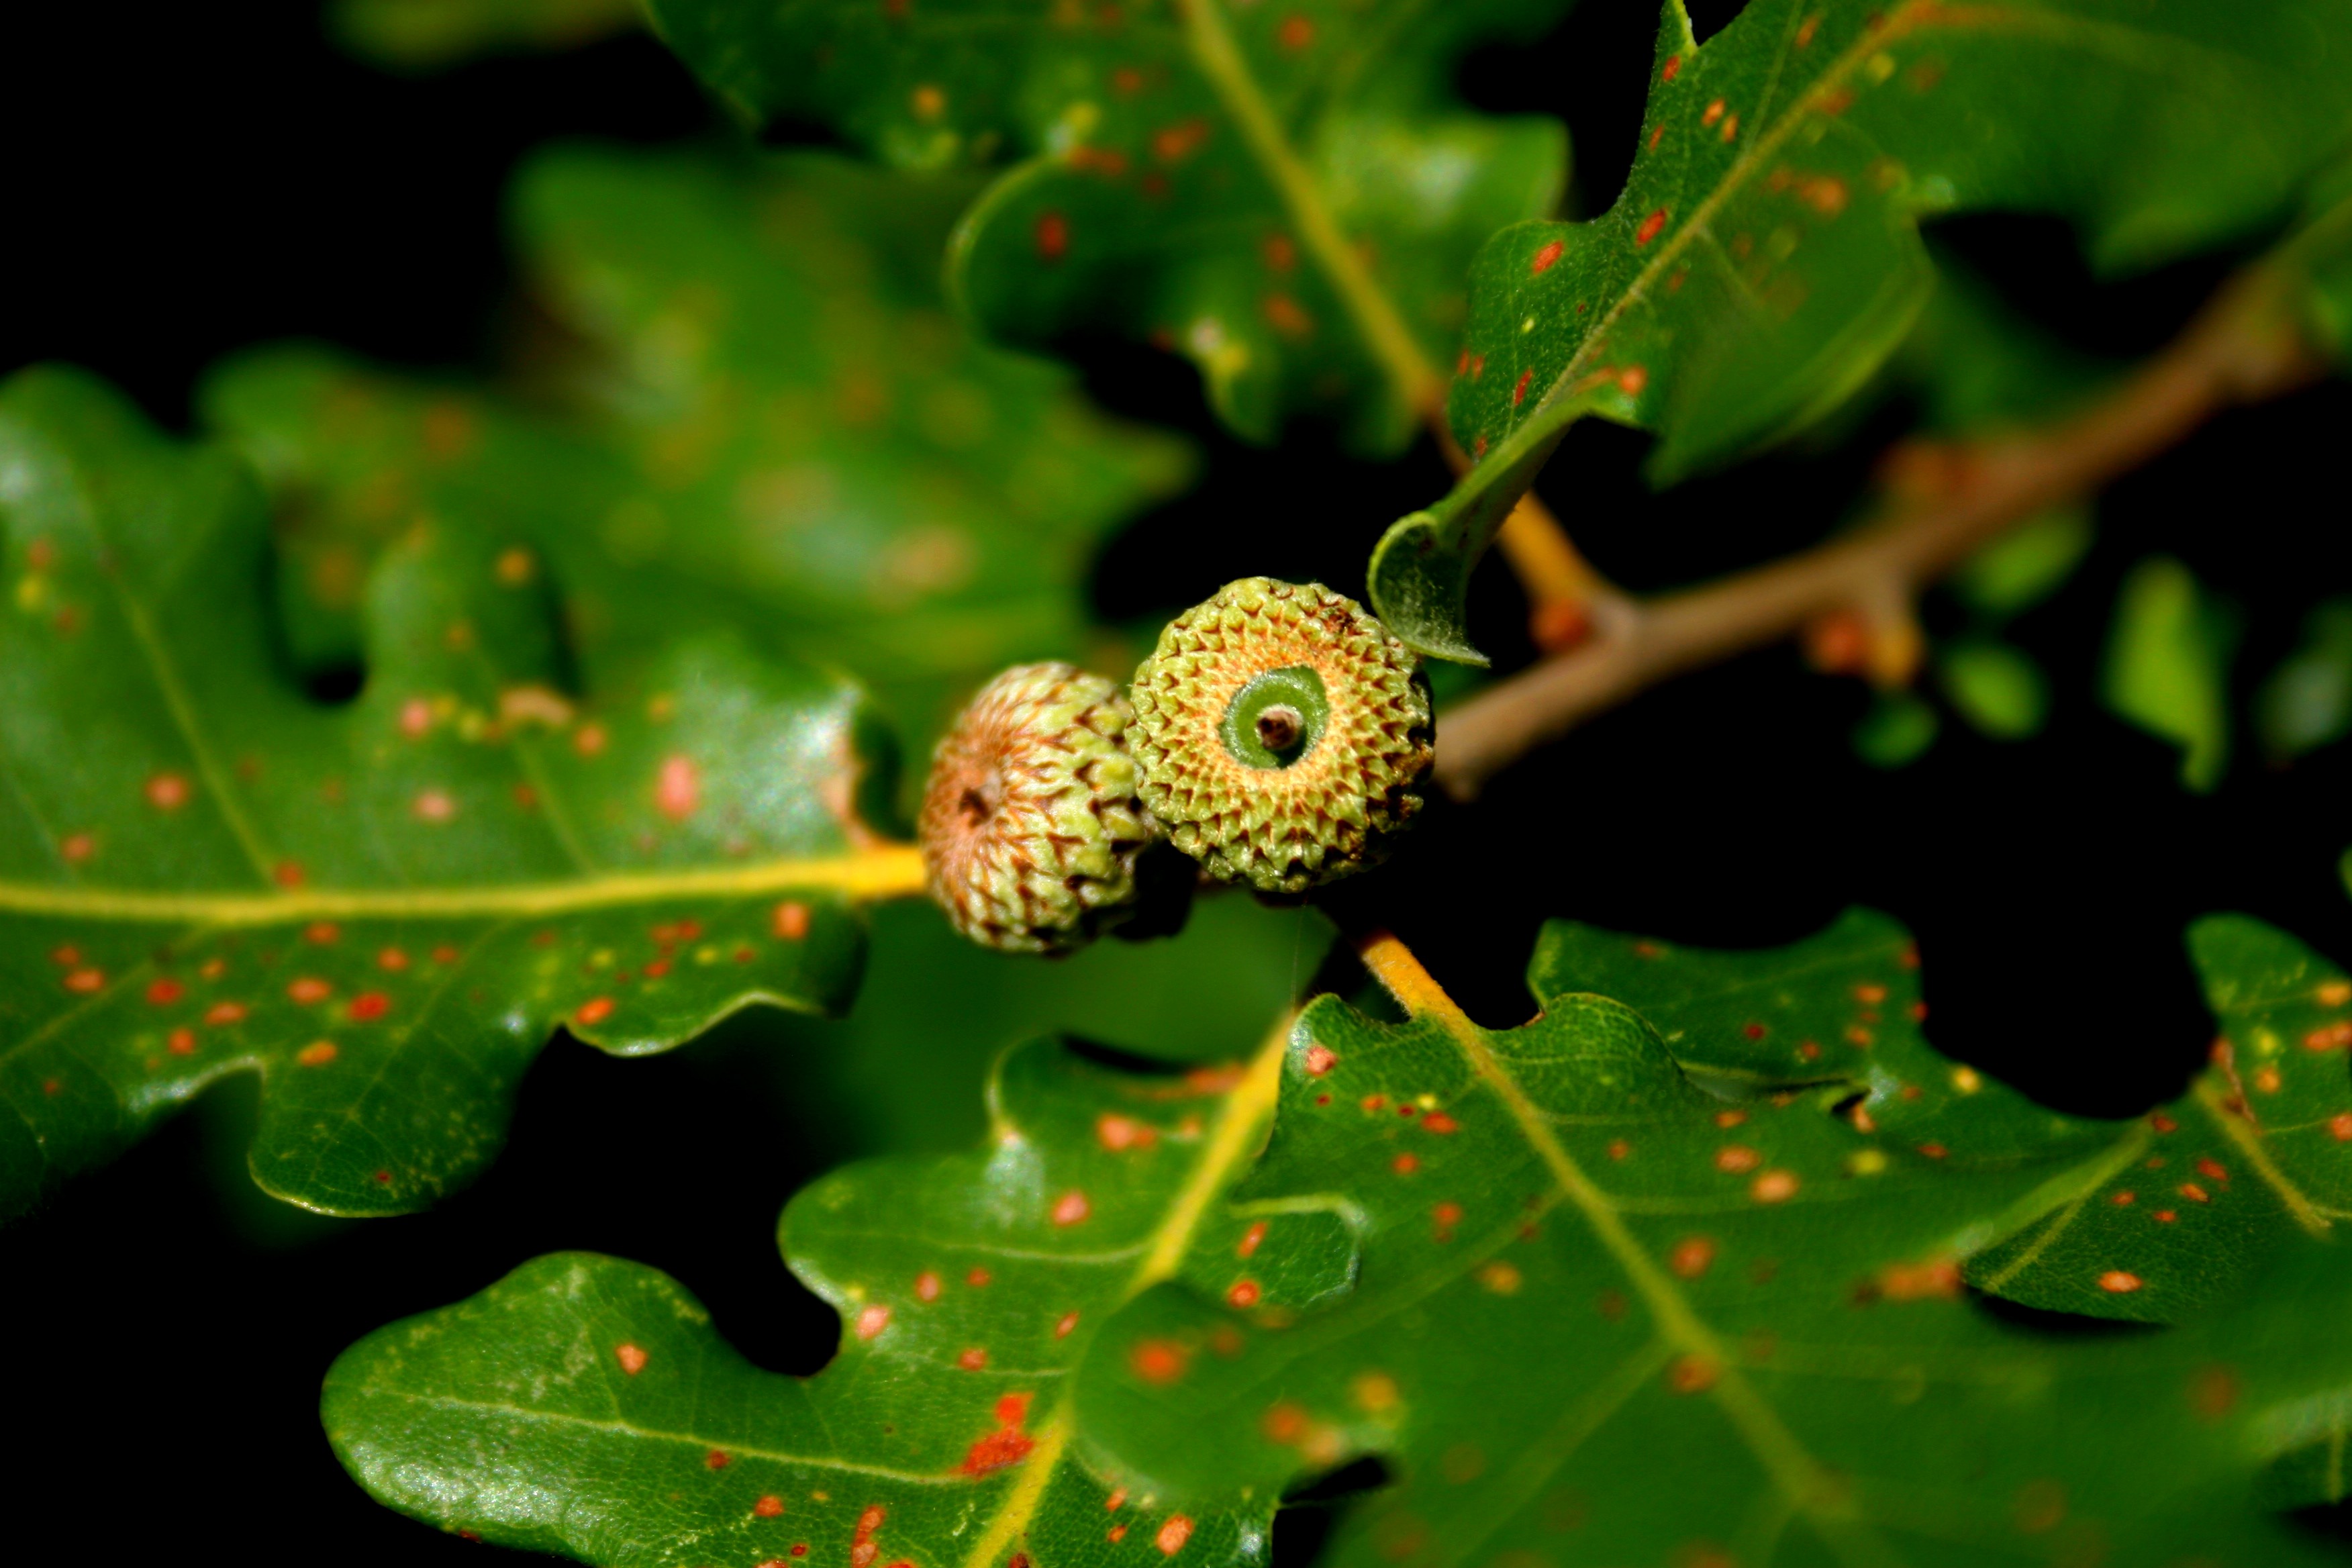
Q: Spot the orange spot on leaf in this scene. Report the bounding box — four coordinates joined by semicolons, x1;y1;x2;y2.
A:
1131;1339;1189;1384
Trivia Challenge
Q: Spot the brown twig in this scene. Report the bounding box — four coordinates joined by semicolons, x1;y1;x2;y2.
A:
1435;258;2326;799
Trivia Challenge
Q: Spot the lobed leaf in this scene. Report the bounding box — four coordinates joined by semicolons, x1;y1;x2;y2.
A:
1373;0;2352;659
1071;921;2352;1565
0;366;918;1221
330;910;2352;1567
645;0;1573;450
325;1030;1349;1565
206;145;1190;751
1534;910;2352;1322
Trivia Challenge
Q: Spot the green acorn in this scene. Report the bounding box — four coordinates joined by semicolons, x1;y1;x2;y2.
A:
919;662;1156;953
1129;577;1434;894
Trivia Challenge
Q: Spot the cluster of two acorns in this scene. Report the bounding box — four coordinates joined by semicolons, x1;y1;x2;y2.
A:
920;577;1436;954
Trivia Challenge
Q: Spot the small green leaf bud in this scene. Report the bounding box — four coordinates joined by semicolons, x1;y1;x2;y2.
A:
1129;577;1434;894
920;662;1157;953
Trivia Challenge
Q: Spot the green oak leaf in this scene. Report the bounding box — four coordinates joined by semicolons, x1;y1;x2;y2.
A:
1534;910;2352;1322
1374;0;2352;659
1070;923;2352;1565
646;0;1571;451
325;1029;1351;1565
205;144;1189;748
330;0;640;71
0;365;919;1222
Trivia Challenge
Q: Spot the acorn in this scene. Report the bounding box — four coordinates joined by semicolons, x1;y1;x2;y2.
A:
1128;578;1434;894
920;662;1157;953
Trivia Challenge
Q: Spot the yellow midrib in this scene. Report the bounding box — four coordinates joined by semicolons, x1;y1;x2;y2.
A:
1543;1;1941;412
954;1016;1293;1568
1359;933;1899;1568
0;844;929;926
1173;0;1447;417
2192;1075;2335;1238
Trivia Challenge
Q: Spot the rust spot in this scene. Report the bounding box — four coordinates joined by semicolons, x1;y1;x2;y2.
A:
615;1342;648;1375
1667;1355;1719;1394
1751;1171;1799;1204
1097;1114;1158;1152
1131;1338;1189;1384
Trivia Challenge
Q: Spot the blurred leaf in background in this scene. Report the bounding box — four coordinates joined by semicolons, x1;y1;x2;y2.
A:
1851;689;1939;769
330;0;640;72
207;144;1192;754
2257;597;2352;764
2104;555;2239;792
1948;506;2096;621
1937;638;2047;741
783;893;1332;1159
648;0;1575;450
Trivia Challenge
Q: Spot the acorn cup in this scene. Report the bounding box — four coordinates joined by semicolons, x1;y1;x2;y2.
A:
1128;577;1435;895
918;662;1157;954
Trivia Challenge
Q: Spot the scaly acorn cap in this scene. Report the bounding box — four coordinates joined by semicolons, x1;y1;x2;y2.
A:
1129;577;1434;893
920;662;1157;954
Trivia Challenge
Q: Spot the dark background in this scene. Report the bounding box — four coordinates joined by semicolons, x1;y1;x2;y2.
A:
7;1;2352;1561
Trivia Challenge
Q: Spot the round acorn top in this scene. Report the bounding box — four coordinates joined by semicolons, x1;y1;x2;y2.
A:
919;661;1155;953
1128;577;1434;893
